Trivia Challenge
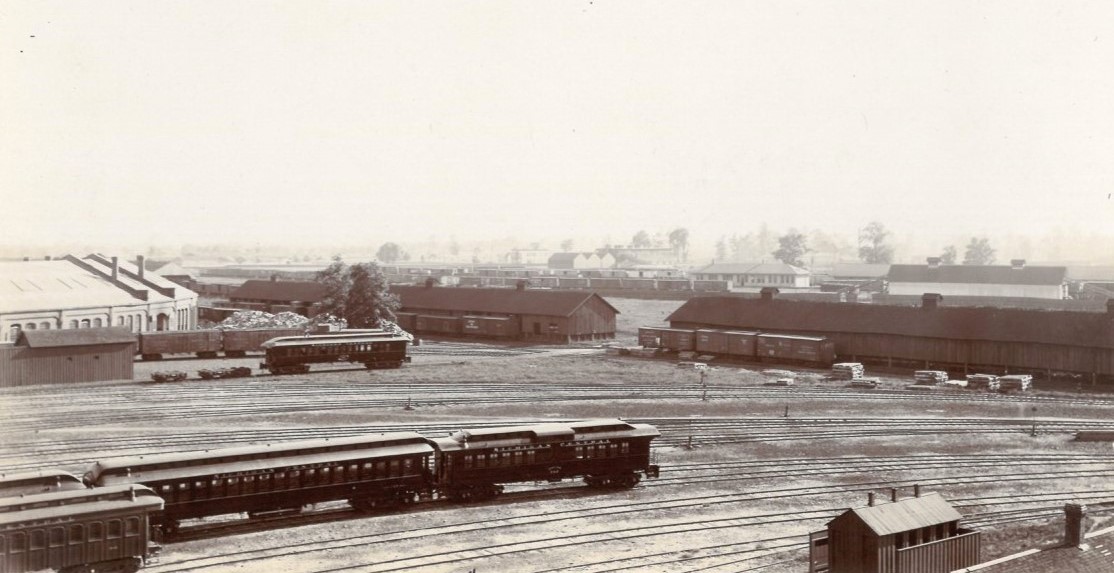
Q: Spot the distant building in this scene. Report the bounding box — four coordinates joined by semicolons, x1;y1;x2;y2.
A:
0;254;199;342
887;259;1068;299
690;262;810;289
547;252;616;270
0;327;136;387
228;278;326;316
607;246;677;265
505;249;557;265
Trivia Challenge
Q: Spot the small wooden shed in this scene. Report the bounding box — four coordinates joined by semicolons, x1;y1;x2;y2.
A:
0;327;136;387
815;491;980;573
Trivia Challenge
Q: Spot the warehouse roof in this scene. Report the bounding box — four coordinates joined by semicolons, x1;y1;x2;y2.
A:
693;262;810;276
231;280;326;303
835;493;961;536
831;263;891;278
0;258;186;314
888;264;1067;285
17;327;136;348
392;285;619;317
666;296;1114;349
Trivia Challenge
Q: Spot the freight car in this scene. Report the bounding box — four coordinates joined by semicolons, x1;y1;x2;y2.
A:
84;419;659;534
0;485;163;573
136;327;304;360
638;326;835;367
259;332;411;374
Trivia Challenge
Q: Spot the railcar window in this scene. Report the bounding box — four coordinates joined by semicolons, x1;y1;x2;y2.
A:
243;475;255;493
320;467;330;483
126;518;140;536
376;461;387;477
609;443;619;456
69;525;84;544
11;532;26;553
49;527;63;547
464;455;473;469
621;442;630;454
389;460;400;476
0;535;5;554
107;520;122;539
31;530;45;550
403;458;413;473
179;482;189;490
89;523;103;541
526;450;536;464
575;446;584;459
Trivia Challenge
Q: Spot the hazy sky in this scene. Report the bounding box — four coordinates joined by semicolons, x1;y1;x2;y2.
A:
3;2;1113;249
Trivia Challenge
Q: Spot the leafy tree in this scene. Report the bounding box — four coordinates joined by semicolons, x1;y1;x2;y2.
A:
561;239;575;252
631;230;652;248
377;242;403;263
857;221;894;264
772;230;811;267
963;237;996;265
668;227;690;262
315;255;350;318
344;262;400;328
940;245;958;265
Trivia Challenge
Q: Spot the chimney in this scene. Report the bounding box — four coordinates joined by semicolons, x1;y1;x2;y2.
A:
922;293;943;310
22;256;29;261
425;277;436;289
891;488;898;502
111;257;119;280
44;255;52;261
760;287;780;301
1010;259;1026;269
1064;503;1086;547
136;255;145;279
270;274;278;282
516;279;527;291
914;484;921;498
868;492;875;506
927;256;941;269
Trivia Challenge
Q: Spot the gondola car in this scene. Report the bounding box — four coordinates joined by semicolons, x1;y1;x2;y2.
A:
0;485;163;573
259;332;410;374
430;419;660;500
83;433;434;533
0;470;86;498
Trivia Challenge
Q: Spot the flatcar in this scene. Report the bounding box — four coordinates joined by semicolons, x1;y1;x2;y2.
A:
430;419;660;500
84;433;434;533
0;470;86;498
0;485;163;573
259;331;410;374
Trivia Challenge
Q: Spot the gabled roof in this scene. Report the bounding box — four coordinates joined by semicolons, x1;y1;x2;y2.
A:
836;493;961;536
391;285;619;317
693;262;810;275
1067;266;1114;282
666;296;1114;349
548;253;584;266
888;264;1067;285
17;327;136;348
231;280;326;303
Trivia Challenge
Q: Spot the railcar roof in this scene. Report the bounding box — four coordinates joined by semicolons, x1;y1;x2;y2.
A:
87;432;428;479
432;420;659;451
261;333;408;349
0;470;84;496
94;442;435;485
757;333;828;342
0;485;162;526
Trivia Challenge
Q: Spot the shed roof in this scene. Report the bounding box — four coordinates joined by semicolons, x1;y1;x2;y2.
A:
888;264;1067;285
231;279;327;303
392;285;619;317
17;327;136;348
666;296;1114;349
838;493;962;536
694;262;810;275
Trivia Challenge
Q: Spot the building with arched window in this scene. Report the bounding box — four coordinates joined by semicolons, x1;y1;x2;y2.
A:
0;254;199;342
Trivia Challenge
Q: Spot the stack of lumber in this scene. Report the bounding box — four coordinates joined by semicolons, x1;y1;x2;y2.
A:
966;373;1000;390
831;363;865;380
913;370;949;385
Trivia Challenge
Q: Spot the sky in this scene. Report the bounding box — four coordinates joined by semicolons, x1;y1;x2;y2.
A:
2;1;1113;253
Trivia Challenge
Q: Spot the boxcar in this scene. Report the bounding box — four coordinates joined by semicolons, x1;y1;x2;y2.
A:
638;327;669;348
656;279;692;291
695;329;730;354
394;312;418;331
461;316;516;338
557;277;590;289
0;470;85;498
620;278;657;290
725;330;759;357
138;330;222;360
757;334;835;366
0;485;163;573
659;328;697;352
415;315;462;335
84;433;435;532
428;419;659;500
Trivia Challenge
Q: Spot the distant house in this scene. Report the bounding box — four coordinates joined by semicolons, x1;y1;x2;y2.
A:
547;252;615;270
391;283;618;342
228;278;326;316
887;259;1068;299
690;262;810;290
607;246;677;265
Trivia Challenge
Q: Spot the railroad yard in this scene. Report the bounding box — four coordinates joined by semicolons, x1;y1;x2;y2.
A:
2;299;1113;572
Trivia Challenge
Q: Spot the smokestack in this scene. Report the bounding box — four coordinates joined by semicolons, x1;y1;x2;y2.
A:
22;257;29;261
111;257;119;280
516;279;527;291
868;492;875;506
926;256;941;269
922;293;943;310
44;255;52;261
1064;503;1086;547
914;484;921;498
760;287;780;301
425;278;436;289
136;255;145;279
270;273;278;282
1010;259;1026;269
891;488;898;502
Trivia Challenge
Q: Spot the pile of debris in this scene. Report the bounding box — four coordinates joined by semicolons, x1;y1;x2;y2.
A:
380;319;414;341
218;310;310;329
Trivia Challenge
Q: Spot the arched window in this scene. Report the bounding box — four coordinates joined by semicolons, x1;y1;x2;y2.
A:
80;319;91;328
24;323;36;330
9;324;21;341
40;322;51;330
93;318;103;327
69;319;79;329
118;316;125;326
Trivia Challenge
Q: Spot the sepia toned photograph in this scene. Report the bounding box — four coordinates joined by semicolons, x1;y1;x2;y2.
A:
2;2;1113;572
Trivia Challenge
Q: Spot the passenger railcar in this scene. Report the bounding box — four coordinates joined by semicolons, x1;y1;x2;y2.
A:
259;332;410;374
84;433;434;533
0;485;163;573
0;470;86;498
429;419;660;500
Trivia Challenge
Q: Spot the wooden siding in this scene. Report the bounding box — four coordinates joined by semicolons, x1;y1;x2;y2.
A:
0;343;135;387
895;530;980;572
